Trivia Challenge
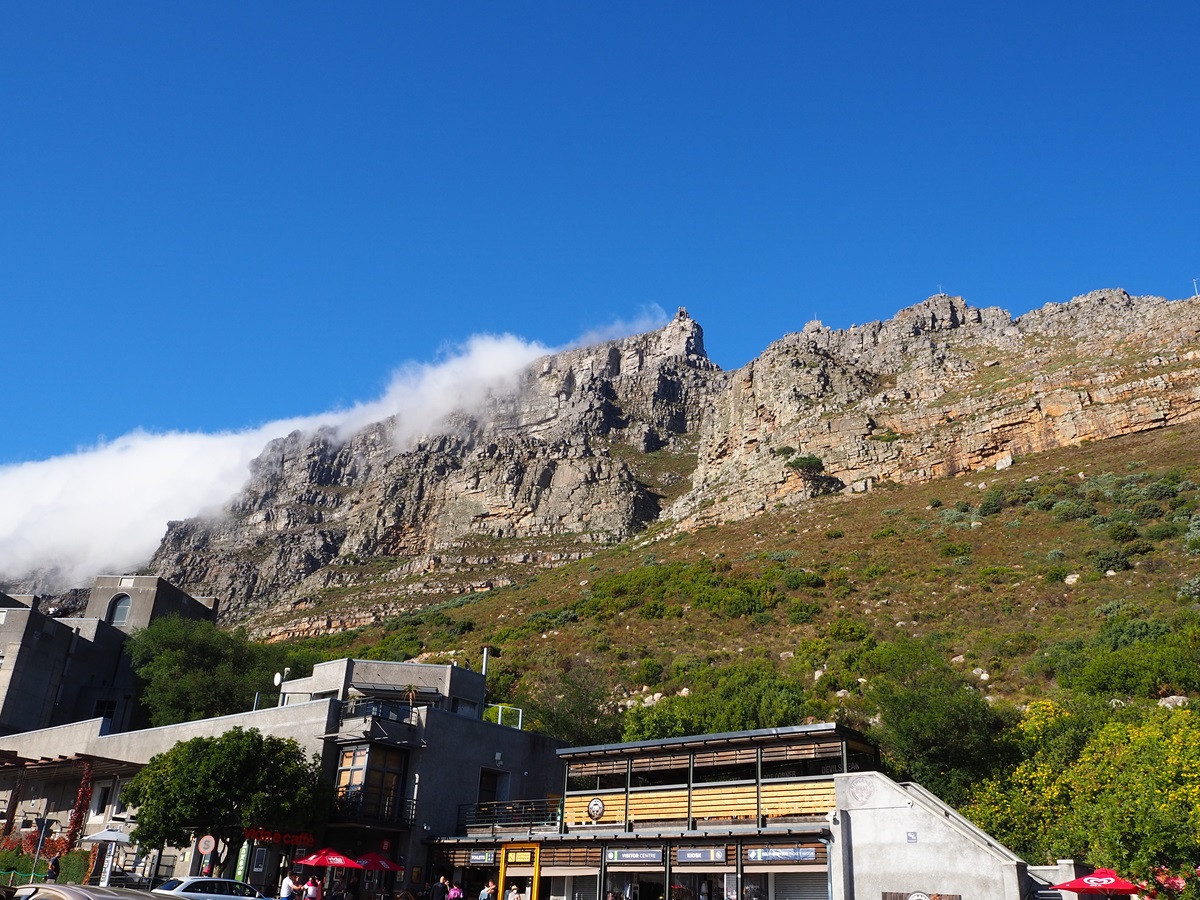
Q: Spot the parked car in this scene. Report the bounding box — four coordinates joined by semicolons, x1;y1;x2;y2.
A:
152;880;267;900
15;886;159;900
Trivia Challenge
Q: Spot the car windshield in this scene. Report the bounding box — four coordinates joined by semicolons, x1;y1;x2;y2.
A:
157;881;185;891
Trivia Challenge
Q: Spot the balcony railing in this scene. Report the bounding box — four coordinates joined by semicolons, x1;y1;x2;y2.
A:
457;798;562;835
340;698;420;727
333;788;417;827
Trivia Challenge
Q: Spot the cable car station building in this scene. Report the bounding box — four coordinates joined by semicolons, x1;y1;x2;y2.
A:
432;724;1050;900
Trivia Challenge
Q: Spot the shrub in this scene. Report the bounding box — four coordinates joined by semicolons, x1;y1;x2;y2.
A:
1178;577;1200;601
1145;521;1185;541
783;570;826;590
929;498;943;509
941;542;972;558
1145;480;1179;500
1088;548;1132;572
1134;500;1165;520
871;526;898;539
786;454;825;474
954;500;971;513
788;599;822;624
825;529;844;539
828;618;870;642
978;489;1006;516
1046;549;1067;561
1053;499;1097;521
1042;565;1070;583
1108;521;1140;543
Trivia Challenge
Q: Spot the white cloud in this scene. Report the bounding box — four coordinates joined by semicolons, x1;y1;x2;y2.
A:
0;332;550;591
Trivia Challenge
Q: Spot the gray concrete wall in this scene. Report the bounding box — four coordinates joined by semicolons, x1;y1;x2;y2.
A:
397;707;566;873
86;575;215;634
0;699;339;764
829;772;1027;900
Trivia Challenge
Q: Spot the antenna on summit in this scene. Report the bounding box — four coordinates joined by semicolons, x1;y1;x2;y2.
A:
1192;277;1198;297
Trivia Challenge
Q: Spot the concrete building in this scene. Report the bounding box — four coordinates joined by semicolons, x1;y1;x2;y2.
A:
429;725;1070;900
0;577;216;735
0;656;564;894
0;577;564;895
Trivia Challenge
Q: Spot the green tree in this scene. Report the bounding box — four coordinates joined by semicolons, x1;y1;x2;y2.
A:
125;615;319;726
968;703;1200;886
622;661;811;741
517;665;624;747
861;637;1014;806
122;727;329;873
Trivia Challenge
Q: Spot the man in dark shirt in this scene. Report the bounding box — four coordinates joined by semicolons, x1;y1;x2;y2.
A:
431;876;450;900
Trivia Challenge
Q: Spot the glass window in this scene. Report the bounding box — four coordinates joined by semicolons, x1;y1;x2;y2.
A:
108;594;132;626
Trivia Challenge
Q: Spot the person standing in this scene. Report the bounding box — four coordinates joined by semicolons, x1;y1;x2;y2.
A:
45;854;60;883
508;885;520;900
479;881;497;900
431;876;450;900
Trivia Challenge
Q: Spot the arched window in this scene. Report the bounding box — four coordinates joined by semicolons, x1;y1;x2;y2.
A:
108;594;132;627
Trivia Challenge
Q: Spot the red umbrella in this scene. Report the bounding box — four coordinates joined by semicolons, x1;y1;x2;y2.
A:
355;852;403;872
1052;870;1140;896
295;848;365;869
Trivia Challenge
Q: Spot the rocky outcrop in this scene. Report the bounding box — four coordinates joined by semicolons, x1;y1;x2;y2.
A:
150;309;726;622
669;290;1200;525
148;290;1200;630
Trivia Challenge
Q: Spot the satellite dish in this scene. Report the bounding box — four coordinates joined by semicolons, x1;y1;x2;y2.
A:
273;672;283;687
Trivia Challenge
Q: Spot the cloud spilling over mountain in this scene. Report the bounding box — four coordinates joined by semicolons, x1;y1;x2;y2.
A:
0;333;555;591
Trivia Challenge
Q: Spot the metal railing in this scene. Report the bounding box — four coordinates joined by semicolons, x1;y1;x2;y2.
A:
457;798;561;834
333;789;417;827
340;699;420;727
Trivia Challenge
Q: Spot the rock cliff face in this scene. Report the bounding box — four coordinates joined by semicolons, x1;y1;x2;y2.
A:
150;309;725;623
150;290;1200;630
670;289;1200;525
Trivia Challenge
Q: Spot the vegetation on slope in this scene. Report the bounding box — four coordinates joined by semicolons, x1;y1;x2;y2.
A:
126;421;1200;886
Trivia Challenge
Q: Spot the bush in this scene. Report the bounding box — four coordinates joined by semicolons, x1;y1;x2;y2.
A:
1134;500;1164;520
1145;521;1185;541
978;489;1006;516
954;500;971;513
1179;576;1200;601
783;570;826;590
941;542;972;558
828;619;870;642
1108;521;1140;543
788;599;822;624
1088;548;1132;572
786;454;825;474
1053;499;1098;521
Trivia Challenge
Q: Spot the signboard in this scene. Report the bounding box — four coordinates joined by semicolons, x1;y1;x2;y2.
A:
605;849;663;864
198;835;217;855
746;848;816;862
677;848;726;864
471;851;498;865
505;849;535;865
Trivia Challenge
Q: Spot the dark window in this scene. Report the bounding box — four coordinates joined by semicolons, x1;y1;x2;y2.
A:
108;594;132;627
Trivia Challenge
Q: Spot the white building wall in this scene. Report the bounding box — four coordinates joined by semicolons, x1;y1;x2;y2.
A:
828;772;1028;900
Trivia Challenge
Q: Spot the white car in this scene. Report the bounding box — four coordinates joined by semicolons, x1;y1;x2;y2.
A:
152;879;268;900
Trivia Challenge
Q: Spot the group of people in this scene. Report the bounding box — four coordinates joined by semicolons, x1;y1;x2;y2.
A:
429;876;518;900
281;871;360;900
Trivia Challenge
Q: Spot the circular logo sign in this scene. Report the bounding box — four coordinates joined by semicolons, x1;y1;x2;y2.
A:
587;797;605;820
1084;878;1116;888
198;835;217;854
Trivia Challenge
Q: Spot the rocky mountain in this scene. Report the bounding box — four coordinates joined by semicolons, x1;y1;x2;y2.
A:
150;308;725;624
145;289;1200;632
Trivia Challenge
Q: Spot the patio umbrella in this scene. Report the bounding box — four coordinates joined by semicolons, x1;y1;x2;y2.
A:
355;852;403;872
295;848;364;869
1052;869;1140;896
80;827;131;844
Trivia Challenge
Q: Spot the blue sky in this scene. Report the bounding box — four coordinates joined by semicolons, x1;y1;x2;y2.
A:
2;5;1198;469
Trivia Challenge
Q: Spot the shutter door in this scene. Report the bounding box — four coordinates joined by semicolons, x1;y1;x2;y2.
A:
570;875;598;900
773;873;827;900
